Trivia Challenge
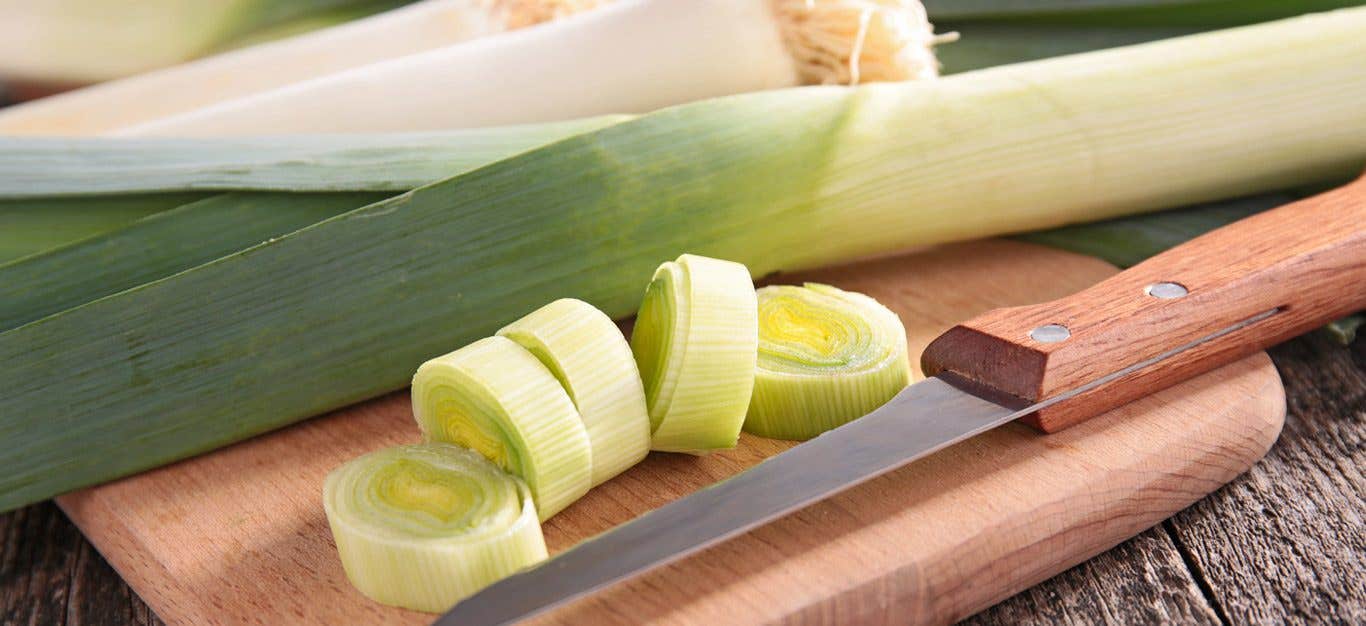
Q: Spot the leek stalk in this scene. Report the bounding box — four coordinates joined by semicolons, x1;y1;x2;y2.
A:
0;0;606;135
116;0;946;136
412;337;593;520
323;443;547;612
498;299;651;485
745;284;909;441
630;255;759;453
1;11;1363;511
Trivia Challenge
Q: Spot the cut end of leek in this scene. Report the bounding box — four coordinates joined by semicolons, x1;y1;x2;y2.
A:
412;336;592;520
631;254;758;454
498;298;650;486
770;0;947;85
323;442;547;613
744;283;910;440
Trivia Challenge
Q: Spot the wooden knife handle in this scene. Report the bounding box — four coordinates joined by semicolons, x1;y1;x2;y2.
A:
922;173;1366;433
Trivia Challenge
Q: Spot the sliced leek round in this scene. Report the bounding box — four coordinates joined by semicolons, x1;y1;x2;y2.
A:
744;283;910;440
630;254;758;453
323;442;547;613
412;336;592;520
498;298;650;486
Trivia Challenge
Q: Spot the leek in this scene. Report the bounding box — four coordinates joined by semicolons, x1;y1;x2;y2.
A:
0;118;625;198
0;0;406;87
0;193;204;264
0;0;606;135
116;0;946;136
412;337;593;520
631;255;759;453
1;12;1364;512
498;299;650;486
323;442;547;613
744;284;909;441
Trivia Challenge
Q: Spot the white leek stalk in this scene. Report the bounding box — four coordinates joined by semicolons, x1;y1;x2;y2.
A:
745;284;910;440
323;442;547;613
411;336;592;520
117;0;948;136
0;0;607;136
630;254;759;453
498;299;651;486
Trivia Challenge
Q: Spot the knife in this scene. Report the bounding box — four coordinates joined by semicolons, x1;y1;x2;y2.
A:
438;173;1366;625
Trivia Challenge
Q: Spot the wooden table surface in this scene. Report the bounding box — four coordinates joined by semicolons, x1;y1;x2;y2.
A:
1;333;1360;624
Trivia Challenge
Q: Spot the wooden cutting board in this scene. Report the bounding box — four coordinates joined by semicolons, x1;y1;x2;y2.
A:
56;240;1286;625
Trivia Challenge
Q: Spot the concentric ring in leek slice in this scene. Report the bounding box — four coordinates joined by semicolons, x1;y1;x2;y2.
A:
498;298;651;486
744;283;910;440
630;254;758;453
323;443;547;613
411;336;592;520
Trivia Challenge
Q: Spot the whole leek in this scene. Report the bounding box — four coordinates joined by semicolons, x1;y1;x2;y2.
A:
323;443;547;612
1;11;1364;512
745;284;910;440
0;0;606;135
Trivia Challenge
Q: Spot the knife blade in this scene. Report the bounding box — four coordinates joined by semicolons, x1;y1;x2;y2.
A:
434;309;1276;626
439;173;1366;625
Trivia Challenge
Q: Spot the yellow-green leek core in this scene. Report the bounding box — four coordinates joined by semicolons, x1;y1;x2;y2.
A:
498;298;650;486
630;254;758;453
744;283;910;440
323;443;547;613
412;336;592;520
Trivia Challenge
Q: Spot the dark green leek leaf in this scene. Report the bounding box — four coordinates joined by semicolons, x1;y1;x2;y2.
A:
0;192;383;332
0;194;204;264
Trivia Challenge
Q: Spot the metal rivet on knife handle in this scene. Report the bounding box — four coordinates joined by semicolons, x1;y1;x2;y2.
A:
1145;282;1188;299
1030;324;1070;343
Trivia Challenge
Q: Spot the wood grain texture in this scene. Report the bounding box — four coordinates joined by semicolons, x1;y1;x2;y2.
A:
1166;334;1366;625
923;175;1366;432
52;240;1286;625
963;527;1221;626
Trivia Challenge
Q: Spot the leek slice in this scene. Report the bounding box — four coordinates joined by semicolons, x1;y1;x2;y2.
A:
631;254;758;453
323;442;547;613
497;299;650;486
411;336;592;520
745;284;910;440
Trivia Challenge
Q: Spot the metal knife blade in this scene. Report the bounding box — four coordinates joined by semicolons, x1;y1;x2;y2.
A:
436;310;1275;625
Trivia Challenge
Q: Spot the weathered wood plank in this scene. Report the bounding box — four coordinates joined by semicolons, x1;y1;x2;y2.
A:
963;527;1220;625
1167;335;1365;625
0;502;160;626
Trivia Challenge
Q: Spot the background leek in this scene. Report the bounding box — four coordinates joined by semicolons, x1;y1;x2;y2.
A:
0;12;1363;511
